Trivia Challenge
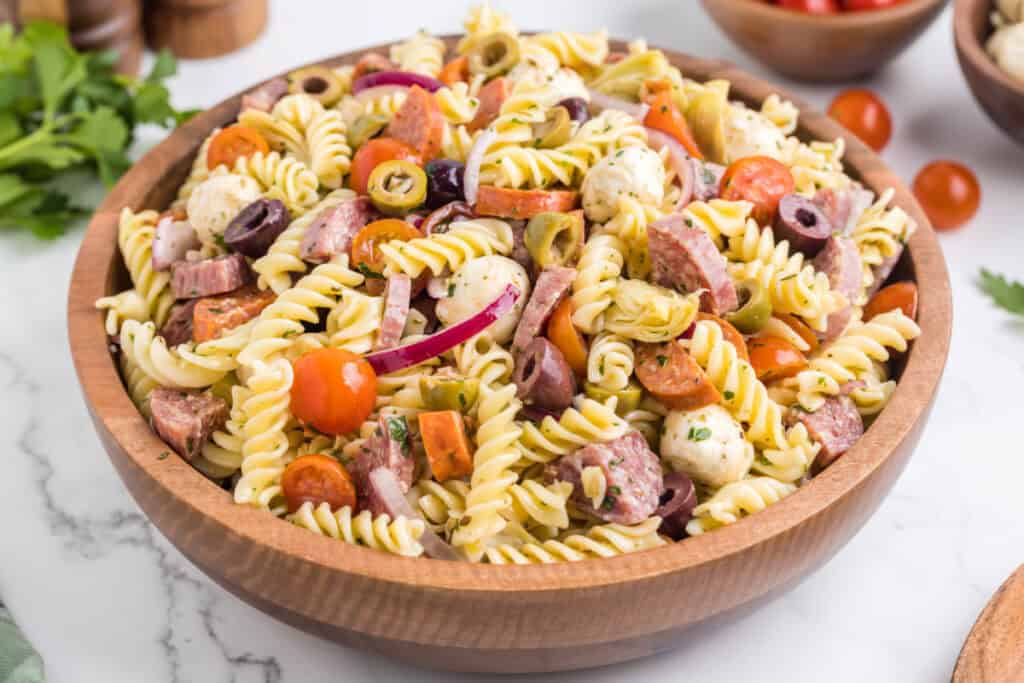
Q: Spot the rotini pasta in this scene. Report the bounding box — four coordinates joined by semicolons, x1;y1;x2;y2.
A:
380;218;514;278
686;477;796;535
516;397;629;467
117;208;175;326
484;516;665;564
290;503;426;556
390;30;446;77
571;233;626;334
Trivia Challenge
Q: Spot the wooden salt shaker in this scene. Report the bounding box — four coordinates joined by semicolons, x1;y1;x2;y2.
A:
144;0;267;59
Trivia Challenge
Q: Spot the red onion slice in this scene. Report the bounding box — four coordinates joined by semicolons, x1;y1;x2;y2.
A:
353;70;444;94
645;127;695;210
368;468;462;561
587;89;650;121
464;128;497;207
364;283;521;375
152;216;200;272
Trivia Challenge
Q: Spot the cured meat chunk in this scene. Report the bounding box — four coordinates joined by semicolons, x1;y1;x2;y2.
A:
299;197;375;264
813;235;862;341
149;388;228;461
787;395;864;470
377;274;412;350
648;214;737;315
511;265;576;354
240;77;289;113
171;253;252;300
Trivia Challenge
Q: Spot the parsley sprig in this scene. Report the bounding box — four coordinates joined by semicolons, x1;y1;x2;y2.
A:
979;269;1024;317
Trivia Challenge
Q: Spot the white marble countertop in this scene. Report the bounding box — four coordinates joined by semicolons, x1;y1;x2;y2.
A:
2;1;1023;681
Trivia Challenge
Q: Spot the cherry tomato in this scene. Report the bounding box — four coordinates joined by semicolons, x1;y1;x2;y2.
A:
349;137;421;196
748;337;807;383
841;0;905;10
546;298;588;376
777;0;840;13
438;55;470;86
350;219;422;278
912;160;980;231
206;125;269;171
635;341;721;410
864;281;918;321
775;313;820;353
644;90;704;159
281;454;356;514
291;348;377;435
696;313;749;362
828;89;892;152
720;156;795;225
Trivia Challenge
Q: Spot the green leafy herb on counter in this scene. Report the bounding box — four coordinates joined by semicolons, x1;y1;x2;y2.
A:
979;269;1024;317
0;21;197;239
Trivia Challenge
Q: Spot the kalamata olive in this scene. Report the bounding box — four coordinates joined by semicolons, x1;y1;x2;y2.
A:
774;193;833;256
513;338;576;412
557;97;590;126
656;471;697;540
223;199;290;257
424;159;466;209
421;200;474;235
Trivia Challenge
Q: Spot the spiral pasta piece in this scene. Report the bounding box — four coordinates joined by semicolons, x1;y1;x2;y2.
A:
759;94;799;135
337;90;408;129
521;30;609;73
379;218;514;278
852;189;916;296
95;288;149;336
599;196;663;279
120;320;232;389
571;233;626;334
272;93;325;132
306;108;352;189
289;503;426;557
237;108;308;161
604;279;700;343
779;136;849;196
436;81;481;125
516;396;629;467
589;45;680;101
453;332;515;394
682;198;754;249
117;208;174;326
623;397;668;447
233;358;294;515
458;3;518;54
119;349;158;419
325;288;384;353
410;479;470;532
483;516;665;564
686;477;796;535
390;30;446;77
193;383;248;480
505;480;573;531
441;123;478;162
230;151;319;215
587;333;635;392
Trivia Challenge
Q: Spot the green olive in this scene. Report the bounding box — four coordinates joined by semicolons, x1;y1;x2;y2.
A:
686;90;728;165
584;381;643;415
725;279;772;334
367;160;428;215
289;66;345;107
524;211;583;269
421;376;480;413
348;113;390;149
468;31;520;78
531;106;572;149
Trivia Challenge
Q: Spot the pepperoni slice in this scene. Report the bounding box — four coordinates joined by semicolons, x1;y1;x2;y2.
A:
385;85;445;161
636;341;721;410
475;186;580;220
281;454;357;514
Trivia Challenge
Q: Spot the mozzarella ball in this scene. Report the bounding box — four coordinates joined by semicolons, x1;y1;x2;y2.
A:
987;23;1024;84
660;404;753;488
582;146;666;223
724;103;787;163
187;174;262;246
435;255;531;344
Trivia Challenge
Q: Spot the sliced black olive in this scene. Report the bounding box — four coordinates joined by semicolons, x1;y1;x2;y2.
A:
557;97;590;126
424;159;466;210
223;199;291;258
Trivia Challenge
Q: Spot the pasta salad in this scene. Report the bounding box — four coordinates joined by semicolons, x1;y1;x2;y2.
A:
98;4;922;564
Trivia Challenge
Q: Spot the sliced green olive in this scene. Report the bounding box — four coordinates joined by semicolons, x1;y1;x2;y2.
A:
725;279;772;334
421;376;480;412
348;113;390;149
686;90;728;165
531;106;572;149
367;160;428;215
584;381;643;415
289;66;345;107
524;211;583;269
468;31;520;78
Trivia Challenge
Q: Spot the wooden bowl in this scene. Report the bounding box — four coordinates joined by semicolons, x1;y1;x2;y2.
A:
701;0;949;82
67;39;952;674
954;0;1024;143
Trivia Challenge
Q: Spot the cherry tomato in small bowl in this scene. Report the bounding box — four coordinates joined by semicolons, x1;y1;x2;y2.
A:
281;454;357;514
291;348;377;436
720;156;795;226
828;89;892;152
350;137;421;196
777;0;840;13
912;160;980;231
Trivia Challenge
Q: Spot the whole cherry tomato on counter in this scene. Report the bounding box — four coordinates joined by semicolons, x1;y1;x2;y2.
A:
777;0;840;13
828;89;893;152
912;160;980;231
841;0;906;10
720;156;795;225
349;137;421;196
281;454;356;514
291;348;377;435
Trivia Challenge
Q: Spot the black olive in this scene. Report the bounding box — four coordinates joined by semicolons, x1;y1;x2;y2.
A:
223;199;291;258
424;159;466;210
557;97;590;126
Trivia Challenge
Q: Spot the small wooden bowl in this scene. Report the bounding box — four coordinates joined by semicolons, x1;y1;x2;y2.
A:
67;39;952;674
954;0;1024;143
701;0;949;82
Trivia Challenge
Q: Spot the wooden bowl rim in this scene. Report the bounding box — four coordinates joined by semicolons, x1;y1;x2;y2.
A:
708;0;948;25
67;37;952;596
953;0;1024;99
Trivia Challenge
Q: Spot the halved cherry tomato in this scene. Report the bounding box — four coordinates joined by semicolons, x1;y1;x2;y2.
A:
281;454;356;514
206;125;269;171
349;137;421;196
350;218;422;278
841;0;905;10
776;313;820;353
777;0;840;12
192;285;275;343
439;55;470;87
468;77;509;133
636;341;721;410
864;281;918;321
547;298;588;376
828;89;892;152
697;312;749;362
912;160;980;231
291;348;377;435
385;85;445;161
720;156;795;226
644;90;704;159
475;186;579;219
748;337;807;383
419;411;474;482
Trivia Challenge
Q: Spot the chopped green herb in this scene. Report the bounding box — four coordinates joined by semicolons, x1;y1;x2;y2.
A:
600;495;617;511
723;390;735;400
158;451;170;460
656;354;668;367
447;282;456;297
386;416;409;445
687;425;712;442
356;263;384;279
979;269;1024;316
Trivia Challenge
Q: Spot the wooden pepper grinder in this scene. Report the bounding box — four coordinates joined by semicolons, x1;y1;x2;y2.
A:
16;0;144;74
144;0;267;59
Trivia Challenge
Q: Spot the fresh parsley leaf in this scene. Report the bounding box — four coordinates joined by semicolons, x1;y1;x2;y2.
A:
979;269;1024;316
687;425;712;442
356;262;384;279
386;416;409;443
146;49;178;83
